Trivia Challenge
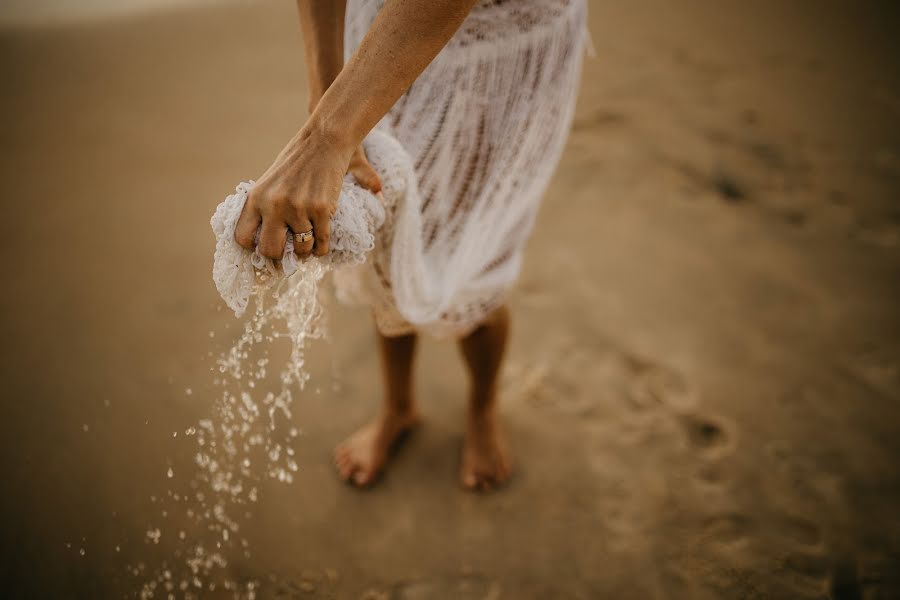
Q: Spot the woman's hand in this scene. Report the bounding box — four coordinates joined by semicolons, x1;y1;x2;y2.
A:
234;124;381;260
347;144;382;197
239;0;474;261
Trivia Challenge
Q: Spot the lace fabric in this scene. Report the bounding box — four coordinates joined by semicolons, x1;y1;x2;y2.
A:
210;131;410;317
211;0;588;338
336;0;588;338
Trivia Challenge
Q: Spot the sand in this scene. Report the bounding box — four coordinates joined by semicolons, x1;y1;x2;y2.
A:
1;0;899;598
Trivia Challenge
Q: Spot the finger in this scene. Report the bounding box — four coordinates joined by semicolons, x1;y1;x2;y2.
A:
348;152;382;194
257;217;288;259
234;200;261;250
337;459;353;481
334;453;348;473
311;212;331;257
288;216;314;259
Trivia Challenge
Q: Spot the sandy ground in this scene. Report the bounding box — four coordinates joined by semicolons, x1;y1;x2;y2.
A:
1;0;899;598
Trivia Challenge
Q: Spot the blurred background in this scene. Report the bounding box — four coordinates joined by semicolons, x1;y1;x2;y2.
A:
1;0;899;598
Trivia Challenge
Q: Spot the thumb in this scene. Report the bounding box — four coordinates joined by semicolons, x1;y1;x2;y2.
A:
348;147;382;194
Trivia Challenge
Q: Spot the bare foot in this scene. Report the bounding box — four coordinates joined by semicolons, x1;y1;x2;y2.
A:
334;411;419;487
460;414;512;492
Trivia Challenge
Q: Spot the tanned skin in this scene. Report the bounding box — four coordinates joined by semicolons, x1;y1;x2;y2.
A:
236;0;511;492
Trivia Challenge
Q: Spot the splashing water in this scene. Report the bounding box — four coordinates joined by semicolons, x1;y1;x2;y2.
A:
137;261;329;599
131;131;404;597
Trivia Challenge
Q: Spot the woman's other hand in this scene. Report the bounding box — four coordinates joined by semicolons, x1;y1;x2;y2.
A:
347;143;382;197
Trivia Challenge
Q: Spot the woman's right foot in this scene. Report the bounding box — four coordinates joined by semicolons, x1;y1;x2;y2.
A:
334;410;419;487
460;412;512;492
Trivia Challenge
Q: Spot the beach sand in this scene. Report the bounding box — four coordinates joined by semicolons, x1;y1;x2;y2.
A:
1;0;899;597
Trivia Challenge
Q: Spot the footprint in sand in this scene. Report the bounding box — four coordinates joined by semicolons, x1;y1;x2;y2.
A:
772;551;832;600
769;514;832;595
624;355;697;413
681;413;733;457
505;345;698;422
702;513;752;548
765;440;846;507
272;568;340;598
392;573;497;600
699;510;833;598
777;515;823;549
782;551;830;581
694;461;724;487
503;344;621;418
711;169;747;203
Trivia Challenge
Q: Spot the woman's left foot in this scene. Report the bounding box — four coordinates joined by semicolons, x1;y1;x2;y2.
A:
460;413;512;492
334;410;419;487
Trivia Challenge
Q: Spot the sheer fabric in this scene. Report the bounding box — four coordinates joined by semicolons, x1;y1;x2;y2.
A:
334;0;588;338
212;130;418;317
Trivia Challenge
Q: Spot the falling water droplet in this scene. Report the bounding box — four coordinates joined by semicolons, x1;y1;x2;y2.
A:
138;261;330;593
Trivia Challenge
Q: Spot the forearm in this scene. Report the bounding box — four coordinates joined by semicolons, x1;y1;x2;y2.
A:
240;1;475;260
307;0;478;151
296;0;347;112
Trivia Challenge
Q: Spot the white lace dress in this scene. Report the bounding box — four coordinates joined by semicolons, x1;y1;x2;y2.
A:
334;0;589;338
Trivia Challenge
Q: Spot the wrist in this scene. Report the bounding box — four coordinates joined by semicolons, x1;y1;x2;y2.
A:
306;100;359;156
302;110;356;163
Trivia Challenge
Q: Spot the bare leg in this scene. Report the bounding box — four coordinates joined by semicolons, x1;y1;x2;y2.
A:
334;328;420;486
459;304;512;491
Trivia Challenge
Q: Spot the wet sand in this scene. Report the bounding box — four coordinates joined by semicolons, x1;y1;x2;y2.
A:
1;0;899;597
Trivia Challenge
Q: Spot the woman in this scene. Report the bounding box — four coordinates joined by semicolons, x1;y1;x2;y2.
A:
235;0;587;491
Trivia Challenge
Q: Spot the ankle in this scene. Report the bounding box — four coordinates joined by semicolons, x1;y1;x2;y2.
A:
383;404;417;422
467;384;497;415
467;404;497;427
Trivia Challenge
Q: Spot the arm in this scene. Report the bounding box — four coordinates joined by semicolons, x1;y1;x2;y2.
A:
296;1;346;113
236;0;479;260
310;0;478;153
296;0;383;214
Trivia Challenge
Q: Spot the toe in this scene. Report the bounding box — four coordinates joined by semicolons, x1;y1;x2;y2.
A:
337;457;355;481
353;470;372;487
499;460;512;481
